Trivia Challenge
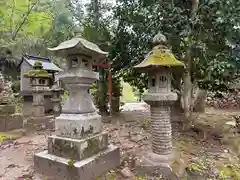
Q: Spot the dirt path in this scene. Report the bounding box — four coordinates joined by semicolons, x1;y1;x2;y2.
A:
0;109;239;179
0;133;49;180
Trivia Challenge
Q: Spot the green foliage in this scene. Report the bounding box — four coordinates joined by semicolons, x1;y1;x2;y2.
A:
219;164;240;180
61;91;69;105
112;77;122;97
11;81;20;93
67;158;75;169
111;0;240;92
15;96;23;113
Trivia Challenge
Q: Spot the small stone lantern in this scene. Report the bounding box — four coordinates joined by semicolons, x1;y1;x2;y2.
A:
134;32;184;176
34;37;120;180
24;61;53;129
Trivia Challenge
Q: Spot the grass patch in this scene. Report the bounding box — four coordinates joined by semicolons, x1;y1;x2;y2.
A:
0;131;23;144
120;81;137;103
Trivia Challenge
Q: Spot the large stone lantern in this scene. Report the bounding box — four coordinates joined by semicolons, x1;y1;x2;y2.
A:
134;32;184;176
34;37;120;180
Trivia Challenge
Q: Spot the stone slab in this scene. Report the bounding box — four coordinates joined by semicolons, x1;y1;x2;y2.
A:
0;114;23;132
55;112;102;139
48;132;108;160
0;104;15;114
135;151;184;180
143;92;178;105
34;145;120;180
24;115;54;131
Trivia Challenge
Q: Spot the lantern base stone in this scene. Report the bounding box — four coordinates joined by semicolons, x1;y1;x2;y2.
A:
47;132;109;160
24;115;54;131
34;144;120;180
136;151;179;179
55;112;102;139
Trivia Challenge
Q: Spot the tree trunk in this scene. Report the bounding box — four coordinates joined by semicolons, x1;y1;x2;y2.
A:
181;0;200;129
193;88;207;113
111;96;120;114
182;49;193;127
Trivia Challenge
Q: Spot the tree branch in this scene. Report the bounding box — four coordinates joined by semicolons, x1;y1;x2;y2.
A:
9;0;16;37
12;0;38;40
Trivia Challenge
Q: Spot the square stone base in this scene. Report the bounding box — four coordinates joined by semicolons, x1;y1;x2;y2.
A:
48;132;108;160
0;114;23;132
24;115;54;131
34;145;120;180
135;151;185;179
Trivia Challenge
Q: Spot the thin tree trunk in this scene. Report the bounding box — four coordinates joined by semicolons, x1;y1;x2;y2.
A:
181;0;199;129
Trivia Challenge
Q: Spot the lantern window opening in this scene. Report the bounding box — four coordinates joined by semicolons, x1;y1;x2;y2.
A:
82;59;88;68
32;79;36;85
159;75;167;82
39;79;46;85
151;77;156;87
71;58;78;68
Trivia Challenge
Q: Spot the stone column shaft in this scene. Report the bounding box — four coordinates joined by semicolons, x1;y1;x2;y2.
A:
151;106;172;155
33;92;45;116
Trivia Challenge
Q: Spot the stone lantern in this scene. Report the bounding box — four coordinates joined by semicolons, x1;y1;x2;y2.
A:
34;37;120;180
24;61;53;130
134;32;184;177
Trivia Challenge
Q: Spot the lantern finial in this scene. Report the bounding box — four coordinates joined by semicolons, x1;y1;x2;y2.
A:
152;32;167;46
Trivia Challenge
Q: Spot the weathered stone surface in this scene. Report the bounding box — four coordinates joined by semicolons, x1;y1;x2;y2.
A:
0;104;15;114
55;112;102;139
34;145;120;180
60;69;99;114
48;132;108;160
0;114;23;132
24;115;54;131
136;151;179;180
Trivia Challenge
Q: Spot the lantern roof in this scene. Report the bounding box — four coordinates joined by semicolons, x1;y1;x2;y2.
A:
24;61;52;79
48;36;108;59
134;32;184;70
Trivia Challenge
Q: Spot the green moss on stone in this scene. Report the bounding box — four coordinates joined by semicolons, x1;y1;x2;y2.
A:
24;69;52;78
52;139;79;160
135;45;184;69
83;138;101;158
33;60;43;69
67;158;76;169
24;60;52;78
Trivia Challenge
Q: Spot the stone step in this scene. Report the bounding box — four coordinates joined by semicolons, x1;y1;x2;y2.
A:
48;132;108;161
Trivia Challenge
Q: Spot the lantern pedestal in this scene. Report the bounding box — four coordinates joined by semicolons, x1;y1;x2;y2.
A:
24;115;54;131
136;92;180;179
34;136;120;180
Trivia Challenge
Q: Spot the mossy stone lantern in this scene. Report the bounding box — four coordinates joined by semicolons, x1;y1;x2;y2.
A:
24;61;52;117
134;32;184;174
